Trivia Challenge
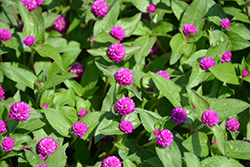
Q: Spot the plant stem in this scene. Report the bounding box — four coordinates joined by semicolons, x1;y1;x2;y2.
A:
190;124;205;135
6;77;14;94
140;139;155;148
136;129;147;142
102;62;115;102
30;49;36;76
88;137;93;151
69;136;78;148
232;80;244;97
9;158;13;167
12;6;19;25
100;145;117;160
156;38;167;54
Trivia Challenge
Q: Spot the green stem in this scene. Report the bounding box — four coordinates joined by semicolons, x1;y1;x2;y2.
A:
190;124;205;135
93;148;101;162
69;135;78;148
30;49;36;76
232;80;244;98
88;137;93;151
8;158;13;167
100;146;117;160
12;6;19;26
136;129;147;142
248;6;250;18
156;38;167;54
101;62;115;102
6;77;14;94
140;139;155;148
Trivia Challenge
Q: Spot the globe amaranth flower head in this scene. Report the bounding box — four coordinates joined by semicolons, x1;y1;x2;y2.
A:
202;110;219;127
182;24;197;35
18;23;24;32
0;119;7;133
226;118;240;132
37;137;57;156
9;102;30;122
221;51;232;63
38;153;46;162
102;156;122;167
242;70;249;77
147;4;156;13
156;129;174;147
120;120;134;133
107;43;126;63
114;68;133;86
200;57;215;70
221;18;231;29
53;15;70;34
37;164;47;167
150;43;160;55
73;122;88;137
42;103;49;108
156;70;170;80
91;0;109;18
78;109;87;117
115;97;135;116
2;137;15;151
110;26;125;41
171;107;187;125
68;62;85;81
154;129;161;136
23;36;36;47
0;86;5;99
21;0;38;12
0;29;12;41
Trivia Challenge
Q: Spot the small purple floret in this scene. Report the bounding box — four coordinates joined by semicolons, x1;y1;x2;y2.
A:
226;118;240;132
37;164;47;167
171;107;187;125
42;103;49;108
147;4;156;13
156;70;170;80
102;156;122;167
9;102;30;122
114;68;133;86
115;97;135;116
38;153;46;162
0;29;12;41
23;36;36;47
110;26;125;41
242;70;249;77
0;119;7;133
19;23;24;32
21;0;38;12
120;120;134;133
2;137;15;151
156;129;174;147
0;86;5;99
36;0;43;6
221;18;231;29
221;51;232;63
154;129;161;136
78;109;87;117
182;24;197;35
73;122;88;137
91;0;109;18
107;43;126;63
202;110;219;127
68;62;85;81
53;15;70;34
150;43;160;55
200;57;215;70
37;137;57;156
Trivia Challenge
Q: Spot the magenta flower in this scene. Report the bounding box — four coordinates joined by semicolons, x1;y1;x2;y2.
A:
110;26;125;41
0;119;7;133
182;24;197;35
18;23;24;32
23;36;36;47
242;70;249;77
202;110;219;127
37;164;47;167
156;70;170;80
156;129;174;147
147;4;156;13
68;62;85;81
53;15;70;34
38;153;46;162
226;118;240;132
91;0;109;18
150;43;160;55
37;137;57;156
9;102;30;122
78;109;87;117
171;107;187;125
221;18;231;29
107;43;126;63
115;97;135;116
36;0;43;6
114;68;133;86
2;137;15;151
42;103;49;108
73;122;88;137
200;57;215;70
91;34;97;42
102;156;122;167
120;120;134;133
221;51;232;63
21;0;38;12
213;140;217;145
154;129;161;136
146;87;153;92
0;86;5;99
0;29;12;41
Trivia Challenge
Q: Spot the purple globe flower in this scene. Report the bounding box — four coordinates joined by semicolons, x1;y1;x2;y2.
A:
202;110;219;127
37;137;57;156
18;23;24;32
171;107;187;125
154;129;161;136
114;68;133;86
141;13;150;20
0;86;5;99
226;118;240;132
213;140;217;145
100;135;111;142
243;139;250;143
156;70;170;80
102;156;122;167
150;43;160;55
221;51;232;63
42;103;49;108
53;15;70;34
156;129;174;147
78;109;87;117
23;36;36;47
38;153;46;162
0;29;12;41
2;137;15;151
68;62;85;81
115;97;135;116
21;0;38;12
200;57;215;70
36;0;43;6
0;119;7;133
182;24;197;35
221;18;231;29
9;102;30;122
73;122;88;137
91;0;109;18
91;34;97;42
120;120;134;133
242;70;249;77
146;87;153;92
37;164;47;167
147;4;156;13
110;26;125;41
107;43;126;63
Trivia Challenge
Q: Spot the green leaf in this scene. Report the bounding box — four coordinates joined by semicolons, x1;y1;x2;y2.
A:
40;89;54;108
201;156;244;167
185;50;207;67
211;125;226;155
188;63;211;88
101;83;116;111
148;53;171;72
170;0;188;20
209;63;240;85
131;0;150;12
46;143;68;167
232;13;250;24
123;159;137;167
123;46;141;61
182;132;209;157
226;140;250;160
25;150;44;166
87;47;111;62
152;22;174;36
125;84;142;101
44;38;80;53
98;121;124;135
170;33;193;65
44;108;73;137
156;141;182;167
209;30;228;46
2;36;21;56
207;4;226;25
145;156;164;167
230;23;250;40
184;152;202;167
93;30;119;43
95;61;119;76
205;40;229;60
226;31;250;51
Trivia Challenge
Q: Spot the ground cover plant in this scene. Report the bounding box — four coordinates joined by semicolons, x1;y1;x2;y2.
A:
1;0;250;166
